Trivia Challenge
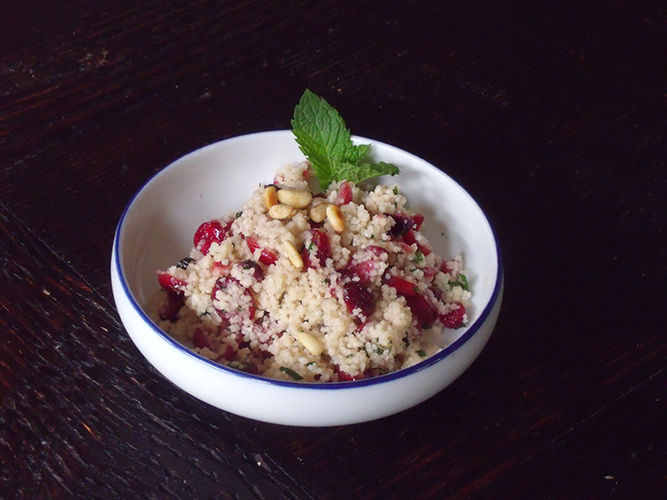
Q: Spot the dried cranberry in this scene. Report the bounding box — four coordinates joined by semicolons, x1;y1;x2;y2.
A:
424;267;437;279
192;328;210;349
194;220;231;255
387;213;415;238
383;274;418;297
158;293;184;322
405;294;438;329
308;229;331;267
429;285;442;300
342;281;376;318
355;260;378;283
300;246;314;270
411;213;425;231
216;344;236;361
366;245;389;258
441;261;455;274
403;231;432;256
158;272;187;295
211;277;256;321
245;237;278;266
335;181;353;205
440;303;466;329
239;260;264;281
402;230;418;246
337;370;363;382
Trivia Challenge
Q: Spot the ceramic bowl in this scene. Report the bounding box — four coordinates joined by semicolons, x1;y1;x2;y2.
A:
111;130;503;426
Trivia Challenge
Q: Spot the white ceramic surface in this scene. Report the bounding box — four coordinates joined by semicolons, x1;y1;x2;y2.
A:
111;130;503;426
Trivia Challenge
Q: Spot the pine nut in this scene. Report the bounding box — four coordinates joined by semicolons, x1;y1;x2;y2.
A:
264;185;279;210
277;188;312;209
283;241;304;269
269;203;297;220
326;204;345;233
309;202;329;223
297;331;324;356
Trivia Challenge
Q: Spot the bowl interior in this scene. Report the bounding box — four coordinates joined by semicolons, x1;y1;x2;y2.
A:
117;130;500;361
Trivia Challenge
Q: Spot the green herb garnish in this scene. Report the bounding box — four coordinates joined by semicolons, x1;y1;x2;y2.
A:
291;89;400;189
279;366;304;381
449;274;470;291
412;249;424;264
416;349;427;357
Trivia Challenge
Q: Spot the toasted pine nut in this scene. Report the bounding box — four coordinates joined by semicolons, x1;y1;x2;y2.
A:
269;203;298;220
283;241;304;269
277;189;312;209
326;204;345;233
297;331;324;356
309;202;329;223
264;186;279;210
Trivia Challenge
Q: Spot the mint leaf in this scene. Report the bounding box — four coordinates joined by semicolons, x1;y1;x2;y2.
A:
335;160;401;185
279;366;304;381
291;90;400;189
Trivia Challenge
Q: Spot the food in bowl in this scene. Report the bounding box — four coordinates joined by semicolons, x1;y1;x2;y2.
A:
150;162;472;382
111;105;503;425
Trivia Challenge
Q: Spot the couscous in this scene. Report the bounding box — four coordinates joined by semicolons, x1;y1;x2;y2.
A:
150;162;471;382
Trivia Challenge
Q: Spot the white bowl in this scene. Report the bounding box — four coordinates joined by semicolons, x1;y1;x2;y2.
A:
111;130;503;426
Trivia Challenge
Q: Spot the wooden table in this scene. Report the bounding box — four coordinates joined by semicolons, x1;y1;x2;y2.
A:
2;1;665;498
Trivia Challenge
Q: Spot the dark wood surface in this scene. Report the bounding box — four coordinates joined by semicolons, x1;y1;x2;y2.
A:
1;1;665;498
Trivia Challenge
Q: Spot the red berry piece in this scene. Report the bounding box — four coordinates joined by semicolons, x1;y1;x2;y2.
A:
402;230;418;246
401;230;432;256
441;261;456;275
309;229;331;267
411;213;425;231
216;344;236;361
158;292;184;322
355;260;378;283
245;236;278;266
211;277;256;322
337;370;363;382
194;220;231;255
383;274;418;297
239;260;264;281
387;213;415;238
429;285;442;300
423;267;437;279
366;245;389;258
342;281;376;319
405;294;438;329
158;272;187;295
440;302;466;329
192;328;210;349
335;181;353;205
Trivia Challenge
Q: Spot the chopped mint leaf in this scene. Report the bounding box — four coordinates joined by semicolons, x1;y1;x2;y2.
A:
291;90;400;189
449;274;470;291
279;366;304;380
413;249;424;264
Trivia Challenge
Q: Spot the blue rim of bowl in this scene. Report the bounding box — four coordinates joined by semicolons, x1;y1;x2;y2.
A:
113;131;504;390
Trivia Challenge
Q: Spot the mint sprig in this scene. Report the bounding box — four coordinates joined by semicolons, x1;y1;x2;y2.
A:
291;90;400;189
